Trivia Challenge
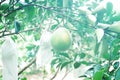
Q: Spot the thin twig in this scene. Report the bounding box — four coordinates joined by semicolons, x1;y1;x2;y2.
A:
0;27;40;38
0;32;15;38
61;68;73;80
18;58;36;75
50;68;60;80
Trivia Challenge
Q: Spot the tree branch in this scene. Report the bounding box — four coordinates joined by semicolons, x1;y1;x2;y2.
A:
50;68;60;80
5;3;57;17
61;69;72;80
18;58;36;75
0;27;40;38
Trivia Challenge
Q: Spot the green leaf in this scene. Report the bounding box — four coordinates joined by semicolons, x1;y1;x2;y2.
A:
63;0;73;8
24;6;35;21
93;70;104;80
28;51;34;57
46;9;52;17
21;77;27;80
59;52;70;59
38;7;43;17
103;63;109;72
7;11;16;21
111;39;120;60
50;24;58;30
79;53;86;59
68;0;73;8
27;30;33;35
60;61;72;70
80;61;92;65
106;2;113;16
14;20;21;33
111;46;120;60
51;58;59;67
113;62;119;69
25;0;29;3
74;61;81;69
96;10;106;22
99;38;109;60
115;68;120;80
0;3;9;10
26;44;36;50
103;73;111;80
0;23;4;29
94;42;100;55
34;32;40;41
0;13;2;22
94;64;102;73
56;62;62;68
11;35;18;41
102;53;110;60
111;14;120;22
57;0;63;7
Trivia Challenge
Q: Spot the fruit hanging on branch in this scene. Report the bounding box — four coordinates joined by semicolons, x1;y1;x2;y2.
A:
51;27;72;51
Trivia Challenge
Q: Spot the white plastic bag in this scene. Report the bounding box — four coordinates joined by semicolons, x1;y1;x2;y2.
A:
36;31;53;68
1;37;18;80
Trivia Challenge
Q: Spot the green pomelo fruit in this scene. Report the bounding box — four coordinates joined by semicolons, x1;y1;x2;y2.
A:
51;27;72;51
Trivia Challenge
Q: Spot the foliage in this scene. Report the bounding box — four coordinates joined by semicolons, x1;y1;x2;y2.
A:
0;0;120;80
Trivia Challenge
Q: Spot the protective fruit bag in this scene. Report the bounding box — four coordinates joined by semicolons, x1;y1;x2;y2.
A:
1;37;18;80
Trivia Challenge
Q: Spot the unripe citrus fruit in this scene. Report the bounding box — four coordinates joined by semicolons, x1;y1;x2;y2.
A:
51;27;72;51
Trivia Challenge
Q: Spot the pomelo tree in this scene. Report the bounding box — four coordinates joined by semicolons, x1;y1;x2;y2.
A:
0;0;120;80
